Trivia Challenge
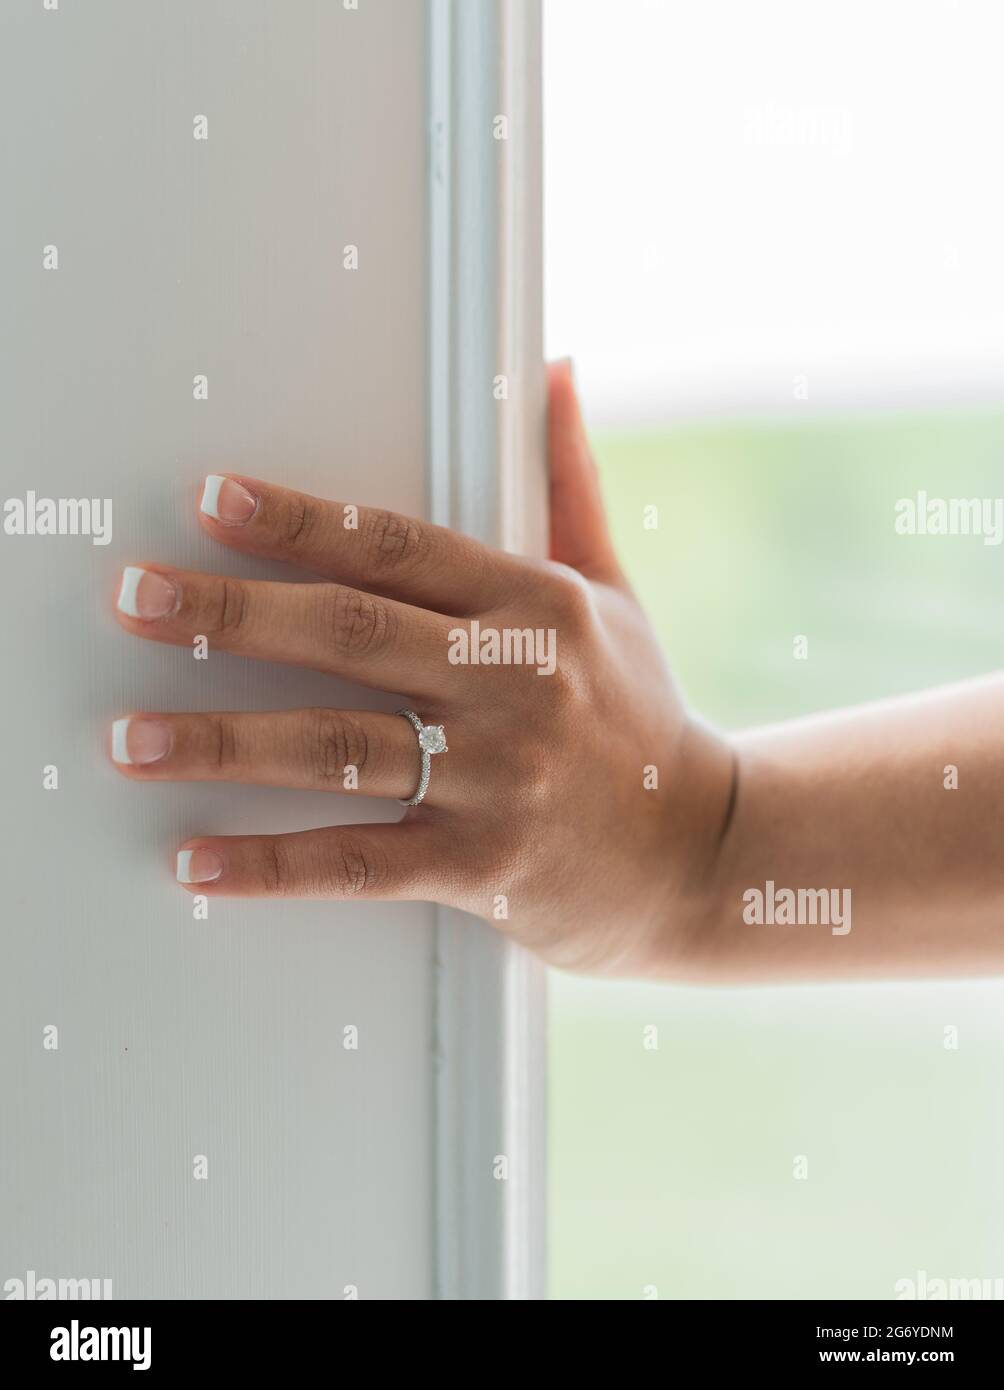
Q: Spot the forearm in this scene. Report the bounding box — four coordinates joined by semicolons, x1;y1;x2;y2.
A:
679;675;1004;983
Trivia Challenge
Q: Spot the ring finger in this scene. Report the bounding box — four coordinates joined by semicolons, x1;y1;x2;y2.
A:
109;707;463;808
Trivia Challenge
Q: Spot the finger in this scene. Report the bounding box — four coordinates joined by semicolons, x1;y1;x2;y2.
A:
109;707;460;806
174;821;447;900
547;359;623;585
196;474;525;614
114;564;454;699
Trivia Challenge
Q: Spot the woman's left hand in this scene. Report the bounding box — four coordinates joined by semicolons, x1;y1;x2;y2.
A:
110;362;733;977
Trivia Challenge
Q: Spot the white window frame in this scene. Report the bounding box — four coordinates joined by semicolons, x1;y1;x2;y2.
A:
427;0;547;1301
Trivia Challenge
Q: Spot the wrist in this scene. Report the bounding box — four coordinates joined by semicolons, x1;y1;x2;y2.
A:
647;716;740;980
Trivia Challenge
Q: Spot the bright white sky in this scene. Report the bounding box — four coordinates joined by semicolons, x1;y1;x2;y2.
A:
544;0;1004;423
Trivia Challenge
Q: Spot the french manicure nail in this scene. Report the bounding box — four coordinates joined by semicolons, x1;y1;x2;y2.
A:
111;717;172;766
117;567;178;620
176;849;224;884
200;475;258;525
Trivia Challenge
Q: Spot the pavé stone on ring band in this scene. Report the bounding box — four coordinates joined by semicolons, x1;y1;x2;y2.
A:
396;709;448;806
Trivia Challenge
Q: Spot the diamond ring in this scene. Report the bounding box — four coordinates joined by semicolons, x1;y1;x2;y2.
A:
397;709;448;806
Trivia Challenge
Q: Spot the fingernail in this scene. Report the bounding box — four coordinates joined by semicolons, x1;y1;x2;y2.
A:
200;475;258;525
111;717;172;766
176;849;224;884
117;566;179;619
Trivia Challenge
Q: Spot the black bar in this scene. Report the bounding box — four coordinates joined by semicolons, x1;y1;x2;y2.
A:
3;1298;999;1375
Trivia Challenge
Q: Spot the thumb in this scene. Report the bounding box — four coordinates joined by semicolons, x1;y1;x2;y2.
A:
547;359;622;585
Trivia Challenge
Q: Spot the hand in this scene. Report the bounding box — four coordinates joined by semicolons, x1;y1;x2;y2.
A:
110;361;734;977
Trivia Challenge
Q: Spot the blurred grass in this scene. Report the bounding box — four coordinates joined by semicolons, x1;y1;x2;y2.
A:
548;406;1004;1300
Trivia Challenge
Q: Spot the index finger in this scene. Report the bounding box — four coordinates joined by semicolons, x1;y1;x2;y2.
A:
197;474;522;614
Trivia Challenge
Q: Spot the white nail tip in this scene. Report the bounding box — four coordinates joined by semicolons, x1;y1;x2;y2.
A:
176;851;197;884
199;474;227;520
111;717;132;765
117;566;146;617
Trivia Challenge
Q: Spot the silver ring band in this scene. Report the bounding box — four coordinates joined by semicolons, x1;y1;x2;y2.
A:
397;709;448;806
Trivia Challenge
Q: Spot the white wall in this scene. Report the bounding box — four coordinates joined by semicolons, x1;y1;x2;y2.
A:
0;0;435;1299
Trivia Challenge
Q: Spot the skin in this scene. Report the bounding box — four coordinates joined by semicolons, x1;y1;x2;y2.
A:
111;361;1004;983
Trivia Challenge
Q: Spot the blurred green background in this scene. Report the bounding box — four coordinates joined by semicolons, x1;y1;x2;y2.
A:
548;408;1004;1299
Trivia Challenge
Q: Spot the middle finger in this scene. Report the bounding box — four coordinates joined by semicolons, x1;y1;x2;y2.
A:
115;564;455;699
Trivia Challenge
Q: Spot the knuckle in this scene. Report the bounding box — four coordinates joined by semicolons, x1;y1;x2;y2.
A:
546;565;595;632
498;724;555;806
206;577;248;638
312;709;370;785
461;827;528;903
209;714;240;772
260;839;290;896
519;746;554;807
328;585;395;657
283;494;321;551
544;660;582;714
327;835;379;897
366;508;428;573
518;656;581;728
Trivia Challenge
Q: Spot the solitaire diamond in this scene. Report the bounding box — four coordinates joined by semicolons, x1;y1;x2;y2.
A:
396;710;448;806
419;724;447;754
